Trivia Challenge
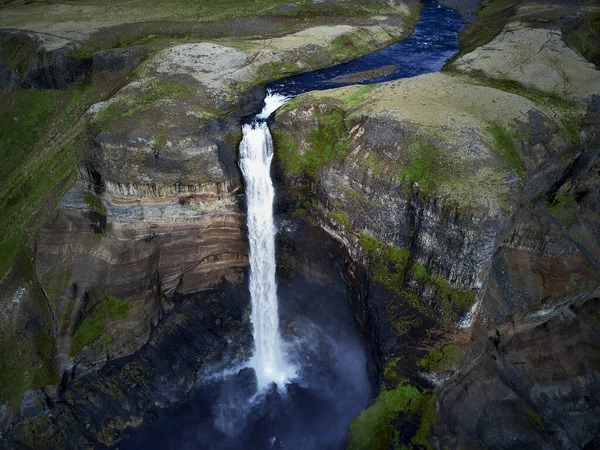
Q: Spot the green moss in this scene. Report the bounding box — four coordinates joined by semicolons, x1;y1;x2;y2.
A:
94;80;191;126
396;142;447;196
10;415;67;449
69;294;133;356
0;252;59;407
413;264;427;281
547;194;577;226
363;152;381;176
464;74;582;146
341;85;375;108
347;383;437;450
359;234;475;323
489;124;524;180
40;268;71;311
59;300;76;333
333;209;352;231
83;191;107;216
0;85;90;277
330;30;382;62
418;344;463;373
564;10;600;67
525;403;545;431
254;61;299;85
274;107;349;179
455;0;519;58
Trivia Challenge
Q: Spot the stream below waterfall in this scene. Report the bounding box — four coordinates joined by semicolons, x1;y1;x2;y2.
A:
120;1;462;449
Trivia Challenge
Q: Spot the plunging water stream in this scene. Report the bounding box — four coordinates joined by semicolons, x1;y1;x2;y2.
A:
239;94;295;388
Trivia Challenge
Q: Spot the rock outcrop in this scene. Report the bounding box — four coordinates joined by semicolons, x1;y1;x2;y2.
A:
271;11;600;448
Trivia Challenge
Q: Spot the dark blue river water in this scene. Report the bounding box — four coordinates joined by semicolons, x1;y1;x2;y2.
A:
269;0;462;97
119;2;462;449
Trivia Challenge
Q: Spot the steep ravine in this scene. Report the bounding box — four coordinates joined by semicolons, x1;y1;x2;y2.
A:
0;0;599;449
269;6;600;448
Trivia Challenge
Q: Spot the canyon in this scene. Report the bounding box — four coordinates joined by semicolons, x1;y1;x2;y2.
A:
0;0;599;448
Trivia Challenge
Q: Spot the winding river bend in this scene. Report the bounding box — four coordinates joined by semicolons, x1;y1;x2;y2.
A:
122;1;462;448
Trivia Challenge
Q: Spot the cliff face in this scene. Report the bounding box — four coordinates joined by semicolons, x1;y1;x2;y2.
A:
270;8;600;447
1;0;599;448
0;1;421;444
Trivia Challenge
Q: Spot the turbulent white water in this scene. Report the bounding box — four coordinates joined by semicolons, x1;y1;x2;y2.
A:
239;92;295;389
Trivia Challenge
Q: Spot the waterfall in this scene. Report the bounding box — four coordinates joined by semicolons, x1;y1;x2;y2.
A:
239;92;295;389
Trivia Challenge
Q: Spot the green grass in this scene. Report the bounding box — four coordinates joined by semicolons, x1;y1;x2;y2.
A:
83;191;107;215
274;107;349;178
547;194;577;226
0;134;80;277
59;300;76;333
525;403;545;431
333;209;352;231
348;383;437;450
417;344;463;373
341;85;375;108
464;74;583;146
489;124;524;180
94;80;191;126
455;0;519;58
564;10;600;67
396;142;447;196
359;233;475;322
0;253;59;408
363;152;381;176
69;294;133;356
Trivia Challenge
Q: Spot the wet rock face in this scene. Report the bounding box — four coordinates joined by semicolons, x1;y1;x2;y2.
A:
437;297;600;449
4;286;252;449
0;31;147;91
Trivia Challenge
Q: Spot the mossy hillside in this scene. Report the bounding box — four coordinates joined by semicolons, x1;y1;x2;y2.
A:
463;73;585;146
0;33;38;77
0;134;80;278
93;79;192;128
9;415;68;449
454;0;519;58
0;80;109;278
547;194;578;226
59;0;415;60
347;381;437;450
0;252;59;409
564;9;600;67
417;344;463;374
274;106;350;179
69;294;134;356
359;233;475;325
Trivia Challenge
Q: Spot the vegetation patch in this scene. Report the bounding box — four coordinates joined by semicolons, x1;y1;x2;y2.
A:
359;233;475;323
94;80;191;126
464;73;583;145
347;382;437;450
59;300;76;333
253;60;300;85
455;0;519;58
396;142;447;196
69;294;133;356
363;152;382;176
83;191;107;216
489;124;524;180
525;403;545;431
417;344;463;373
564;10;600;67
0;253;58;408
332;207;352;231
341;85;375;108
274;107;349;178
547;194;578;226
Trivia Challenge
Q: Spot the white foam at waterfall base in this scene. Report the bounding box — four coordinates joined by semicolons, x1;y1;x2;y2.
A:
238;92;295;389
